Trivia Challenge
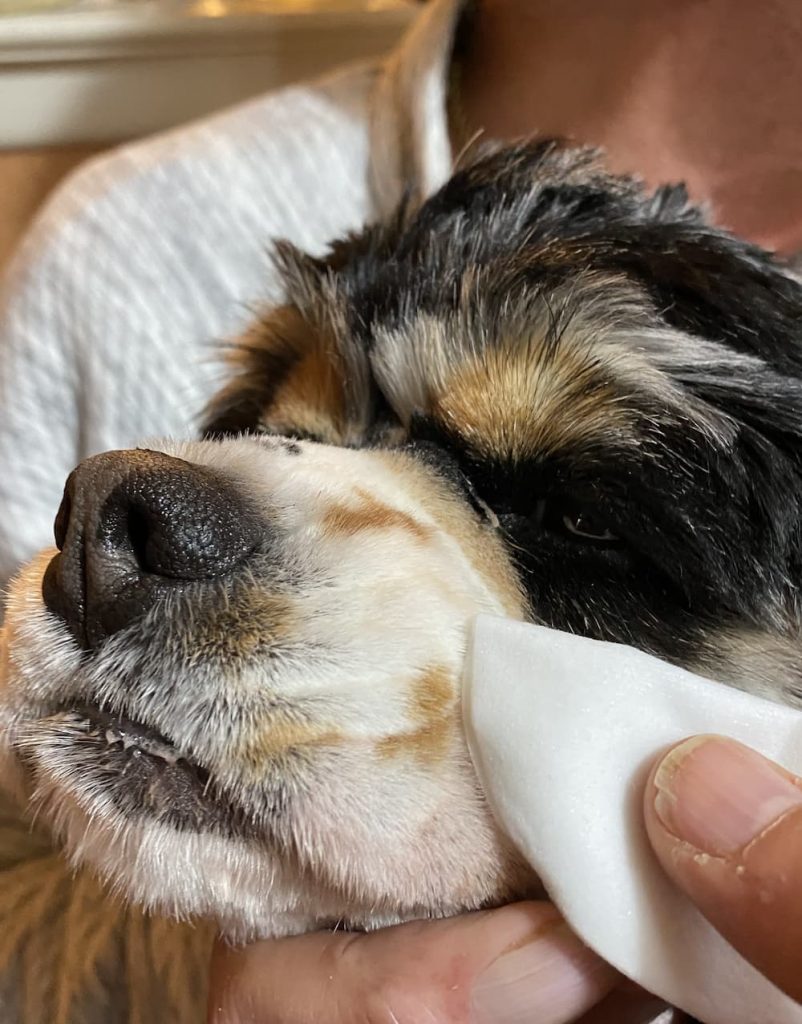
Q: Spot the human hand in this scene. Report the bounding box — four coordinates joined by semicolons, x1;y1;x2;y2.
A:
206;901;629;1024
644;734;802;1002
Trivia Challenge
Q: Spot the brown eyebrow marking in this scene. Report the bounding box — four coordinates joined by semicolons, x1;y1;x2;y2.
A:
322;490;432;544
202;305;311;438
203;304;358;443
265;342;348;445
434;337;634;462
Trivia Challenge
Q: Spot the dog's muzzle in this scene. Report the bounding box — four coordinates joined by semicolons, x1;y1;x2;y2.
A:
42;449;259;649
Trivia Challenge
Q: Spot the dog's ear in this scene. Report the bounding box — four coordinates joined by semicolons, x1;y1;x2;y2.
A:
592;221;802;380
590;214;802;464
667;349;802;464
413;140;802;373
443;143;802;437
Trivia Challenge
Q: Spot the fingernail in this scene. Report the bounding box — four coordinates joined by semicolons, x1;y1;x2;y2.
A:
653;735;802;855
471;922;615;1024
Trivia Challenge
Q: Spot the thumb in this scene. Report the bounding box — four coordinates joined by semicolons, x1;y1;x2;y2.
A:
208;902;618;1024
644;735;802;1002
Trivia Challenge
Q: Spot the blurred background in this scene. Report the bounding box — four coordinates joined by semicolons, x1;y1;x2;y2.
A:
0;0;415;270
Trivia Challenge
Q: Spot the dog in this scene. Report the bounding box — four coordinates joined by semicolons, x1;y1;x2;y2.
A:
2;140;802;1023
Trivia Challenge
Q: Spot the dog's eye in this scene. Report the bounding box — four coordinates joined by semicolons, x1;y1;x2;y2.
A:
544;502;620;544
561;511;618;542
500;497;621;547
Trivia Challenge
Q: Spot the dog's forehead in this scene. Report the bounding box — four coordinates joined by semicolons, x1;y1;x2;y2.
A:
367;267;678;461
205;139;802;470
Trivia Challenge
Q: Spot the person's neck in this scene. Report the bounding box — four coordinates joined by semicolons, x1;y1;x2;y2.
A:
456;0;802;254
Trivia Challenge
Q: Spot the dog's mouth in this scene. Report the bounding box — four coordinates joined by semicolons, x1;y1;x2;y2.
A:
19;704;258;837
70;704;208;778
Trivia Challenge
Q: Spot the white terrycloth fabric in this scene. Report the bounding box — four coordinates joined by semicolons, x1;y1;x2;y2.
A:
465;615;802;1024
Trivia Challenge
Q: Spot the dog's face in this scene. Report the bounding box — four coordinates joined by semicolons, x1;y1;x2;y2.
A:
4;142;802;939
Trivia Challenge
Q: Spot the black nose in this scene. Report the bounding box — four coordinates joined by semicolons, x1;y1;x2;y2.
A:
42;449;260;648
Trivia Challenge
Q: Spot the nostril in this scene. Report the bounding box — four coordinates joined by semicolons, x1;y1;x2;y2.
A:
126;505;151;573
44;449;263;648
54;488;72;551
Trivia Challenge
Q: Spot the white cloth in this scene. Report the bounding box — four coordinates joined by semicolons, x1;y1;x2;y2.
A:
0;0;463;595
465;616;802;1024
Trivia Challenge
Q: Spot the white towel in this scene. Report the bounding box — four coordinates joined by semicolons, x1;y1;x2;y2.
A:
464;615;802;1024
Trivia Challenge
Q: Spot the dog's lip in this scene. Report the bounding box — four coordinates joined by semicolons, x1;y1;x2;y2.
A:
23;702;213;793
18;704;272;839
67;703;208;779
16;703;262;835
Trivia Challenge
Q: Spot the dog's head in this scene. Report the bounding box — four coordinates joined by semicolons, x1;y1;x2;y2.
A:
4;142;802;939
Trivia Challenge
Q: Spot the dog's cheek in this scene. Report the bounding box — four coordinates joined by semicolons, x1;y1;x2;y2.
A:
687;625;802;707
0;550;87;807
278;727;533;915
3;550;85;700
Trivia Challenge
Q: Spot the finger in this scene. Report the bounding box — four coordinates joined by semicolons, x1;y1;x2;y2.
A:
207;901;619;1024
644;734;802;1002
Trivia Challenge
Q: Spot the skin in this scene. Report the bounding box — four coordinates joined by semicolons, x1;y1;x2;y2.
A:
207;904;628;1024
457;0;802;254
208;2;802;1019
645;736;802;1004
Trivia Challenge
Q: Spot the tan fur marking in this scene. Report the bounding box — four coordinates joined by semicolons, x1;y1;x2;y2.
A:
240;719;343;771
322;492;431;544
409;664;455;723
372;450;527;619
376;718;455;766
266;343;347;444
182;591;294;664
208;304;354;443
434;338;634;461
377;665;457;765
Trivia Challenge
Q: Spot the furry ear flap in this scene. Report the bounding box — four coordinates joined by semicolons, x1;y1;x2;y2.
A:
677;358;802;463
272;240;331;316
272;193;416;307
603;223;802;380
